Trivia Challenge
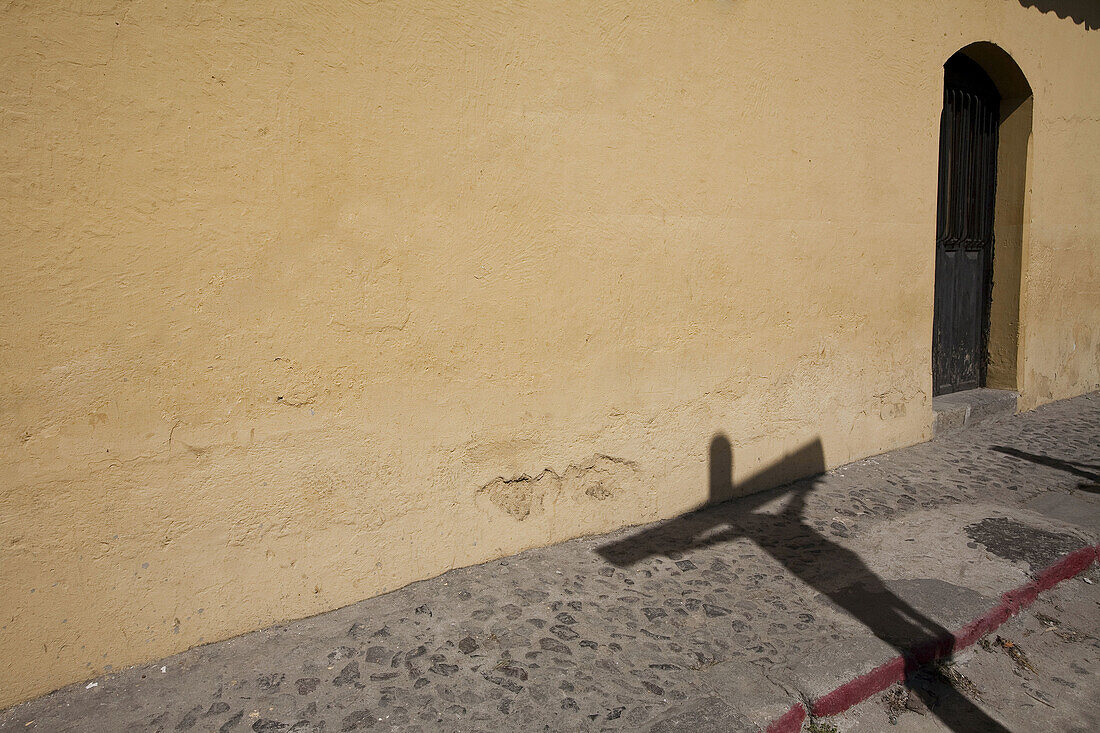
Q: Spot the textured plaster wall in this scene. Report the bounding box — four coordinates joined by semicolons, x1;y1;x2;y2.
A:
1013;35;1100;409
0;0;1097;707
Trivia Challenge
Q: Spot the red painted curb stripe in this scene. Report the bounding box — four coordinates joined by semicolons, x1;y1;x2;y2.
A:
811;543;1099;718
758;544;1099;729
764;702;806;733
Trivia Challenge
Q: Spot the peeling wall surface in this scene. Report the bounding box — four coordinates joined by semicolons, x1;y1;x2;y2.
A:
1;0;1097;707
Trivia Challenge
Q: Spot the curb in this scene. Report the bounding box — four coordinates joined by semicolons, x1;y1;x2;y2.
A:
762;543;1100;733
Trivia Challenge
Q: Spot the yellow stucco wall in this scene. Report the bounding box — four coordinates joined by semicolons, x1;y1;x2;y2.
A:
1;0;1097;707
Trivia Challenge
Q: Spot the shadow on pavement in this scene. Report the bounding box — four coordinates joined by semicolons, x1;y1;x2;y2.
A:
598;435;1010;732
992;445;1100;493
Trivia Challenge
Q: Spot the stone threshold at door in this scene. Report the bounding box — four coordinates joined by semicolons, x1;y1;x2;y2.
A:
932;388;1018;438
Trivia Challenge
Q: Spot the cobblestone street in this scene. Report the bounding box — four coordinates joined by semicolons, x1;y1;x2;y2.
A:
3;394;1099;733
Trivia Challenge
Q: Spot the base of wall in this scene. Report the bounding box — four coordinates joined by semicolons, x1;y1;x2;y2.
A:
932;388;1018;437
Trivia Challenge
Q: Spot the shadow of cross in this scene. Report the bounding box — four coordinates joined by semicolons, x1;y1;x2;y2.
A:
597;435;1011;732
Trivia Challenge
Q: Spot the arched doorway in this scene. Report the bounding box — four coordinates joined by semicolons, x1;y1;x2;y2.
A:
932;44;1033;397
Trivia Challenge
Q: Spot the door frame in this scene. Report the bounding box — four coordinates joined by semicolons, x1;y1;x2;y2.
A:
931;43;1033;397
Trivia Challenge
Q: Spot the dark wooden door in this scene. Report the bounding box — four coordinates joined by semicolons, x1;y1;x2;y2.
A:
933;56;1000;396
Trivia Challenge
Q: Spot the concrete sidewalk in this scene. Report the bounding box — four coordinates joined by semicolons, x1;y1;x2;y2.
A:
3;394;1099;733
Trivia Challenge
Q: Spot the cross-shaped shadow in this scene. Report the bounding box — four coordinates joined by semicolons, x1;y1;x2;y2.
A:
598;435;1010;731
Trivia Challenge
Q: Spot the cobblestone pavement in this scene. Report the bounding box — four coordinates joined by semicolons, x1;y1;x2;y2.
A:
2;393;1099;733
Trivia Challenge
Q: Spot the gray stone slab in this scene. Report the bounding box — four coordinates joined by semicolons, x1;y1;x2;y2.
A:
693;659;799;730
646;696;754;733
932;401;969;436
933;388;1018;438
1024;491;1100;534
782;631;898;700
877;578;996;632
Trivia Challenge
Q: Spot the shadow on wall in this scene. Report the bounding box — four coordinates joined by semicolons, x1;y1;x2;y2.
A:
598;435;1009;732
1016;0;1100;29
